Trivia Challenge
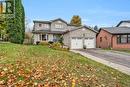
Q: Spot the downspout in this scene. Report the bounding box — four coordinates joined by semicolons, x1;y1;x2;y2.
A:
83;34;85;49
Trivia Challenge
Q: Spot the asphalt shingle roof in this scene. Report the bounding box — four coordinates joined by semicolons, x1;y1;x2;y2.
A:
33;18;68;25
32;30;65;34
101;27;130;34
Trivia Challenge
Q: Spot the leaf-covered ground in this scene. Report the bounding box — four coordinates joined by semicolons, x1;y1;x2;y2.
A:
0;43;130;87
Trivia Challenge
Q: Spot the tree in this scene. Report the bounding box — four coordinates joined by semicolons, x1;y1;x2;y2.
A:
94;25;98;31
7;0;25;44
25;17;32;32
0;15;8;41
70;15;82;27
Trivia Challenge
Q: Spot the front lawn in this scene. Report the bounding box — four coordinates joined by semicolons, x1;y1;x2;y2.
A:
115;49;130;54
104;48;130;54
0;43;130;87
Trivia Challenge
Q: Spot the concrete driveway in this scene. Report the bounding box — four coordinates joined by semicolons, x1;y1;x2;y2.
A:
79;49;130;68
71;49;130;75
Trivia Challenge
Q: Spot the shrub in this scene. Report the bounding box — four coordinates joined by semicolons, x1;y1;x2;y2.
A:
48;41;54;44
51;42;69;51
51;42;62;49
36;41;40;45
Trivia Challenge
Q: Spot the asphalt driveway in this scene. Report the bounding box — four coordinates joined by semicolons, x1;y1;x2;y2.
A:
78;49;130;68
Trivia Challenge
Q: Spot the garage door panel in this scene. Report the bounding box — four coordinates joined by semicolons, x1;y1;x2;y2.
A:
71;37;95;49
71;38;83;49
85;38;95;48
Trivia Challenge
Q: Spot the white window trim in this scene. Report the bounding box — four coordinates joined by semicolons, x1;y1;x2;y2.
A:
55;24;63;29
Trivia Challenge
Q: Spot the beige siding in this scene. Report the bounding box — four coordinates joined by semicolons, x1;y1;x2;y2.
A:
63;27;97;48
51;20;68;31
34;23;50;30
34;34;40;44
63;32;70;47
70;28;96;38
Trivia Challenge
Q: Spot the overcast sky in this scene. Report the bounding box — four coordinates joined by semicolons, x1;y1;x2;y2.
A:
23;0;130;28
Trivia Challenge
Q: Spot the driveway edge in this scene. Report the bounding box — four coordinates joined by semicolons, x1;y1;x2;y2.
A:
71;50;130;75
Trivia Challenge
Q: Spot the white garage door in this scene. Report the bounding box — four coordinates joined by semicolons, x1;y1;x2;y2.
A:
71;37;83;49
85;38;95;48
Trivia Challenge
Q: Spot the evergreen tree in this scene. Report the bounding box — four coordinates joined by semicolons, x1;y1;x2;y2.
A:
7;0;25;44
70;15;82;27
0;15;7;40
94;25;98;31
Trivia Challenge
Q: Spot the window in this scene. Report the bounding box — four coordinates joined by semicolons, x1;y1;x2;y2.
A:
43;24;49;28
128;35;130;43
121;35;127;43
89;38;94;40
117;35;121;44
100;37;102;42
77;37;82;39
117;35;130;44
39;24;42;27
55;24;63;29
72;37;76;39
39;34;46;41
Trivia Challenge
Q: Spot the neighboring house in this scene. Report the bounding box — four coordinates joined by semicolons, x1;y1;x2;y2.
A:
32;18;97;49
63;26;97;49
117;20;130;27
97;27;130;49
32;18;76;44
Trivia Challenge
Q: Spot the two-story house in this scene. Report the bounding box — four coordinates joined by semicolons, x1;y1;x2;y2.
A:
32;18;97;49
32;18;75;44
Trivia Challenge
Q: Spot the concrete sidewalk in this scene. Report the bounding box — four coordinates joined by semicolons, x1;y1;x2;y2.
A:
71;50;130;75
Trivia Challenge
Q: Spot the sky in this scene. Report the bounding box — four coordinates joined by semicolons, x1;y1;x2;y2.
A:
23;0;130;28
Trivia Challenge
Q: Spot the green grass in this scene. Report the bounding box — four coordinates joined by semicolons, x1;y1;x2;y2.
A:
115;49;130;54
0;43;130;87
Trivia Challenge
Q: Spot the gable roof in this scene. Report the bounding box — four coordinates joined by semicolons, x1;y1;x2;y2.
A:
33;18;68;24
64;25;98;34
33;20;51;24
100;27;130;34
50;18;68;24
117;20;130;27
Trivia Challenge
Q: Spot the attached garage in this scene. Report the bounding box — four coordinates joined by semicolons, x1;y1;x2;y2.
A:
63;26;97;49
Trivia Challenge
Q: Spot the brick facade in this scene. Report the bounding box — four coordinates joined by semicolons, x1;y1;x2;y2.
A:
112;35;130;49
97;29;130;49
97;30;112;48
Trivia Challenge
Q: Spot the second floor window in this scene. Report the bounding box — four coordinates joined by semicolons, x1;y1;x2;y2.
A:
43;24;49;28
55;24;63;29
39;24;42;27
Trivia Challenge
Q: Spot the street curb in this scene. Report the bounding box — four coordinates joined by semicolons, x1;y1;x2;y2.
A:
70;50;130;75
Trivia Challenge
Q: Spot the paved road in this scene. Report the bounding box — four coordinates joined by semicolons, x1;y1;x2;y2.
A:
78;49;130;68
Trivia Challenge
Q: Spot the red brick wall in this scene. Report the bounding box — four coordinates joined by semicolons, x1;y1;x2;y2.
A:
112;35;130;49
97;29;112;48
